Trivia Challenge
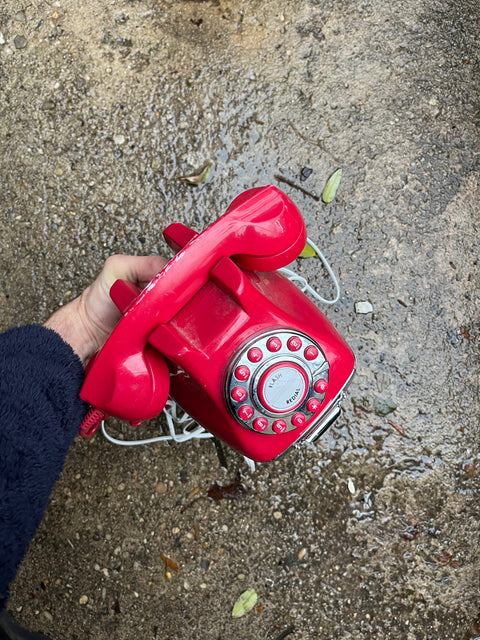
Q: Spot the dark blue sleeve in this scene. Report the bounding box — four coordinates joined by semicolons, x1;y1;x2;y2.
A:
0;325;87;611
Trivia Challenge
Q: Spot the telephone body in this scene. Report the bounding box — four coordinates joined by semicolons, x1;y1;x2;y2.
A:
80;186;355;462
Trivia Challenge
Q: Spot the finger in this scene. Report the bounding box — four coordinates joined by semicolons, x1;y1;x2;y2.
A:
129;255;168;287
103;255;167;289
136;255;169;289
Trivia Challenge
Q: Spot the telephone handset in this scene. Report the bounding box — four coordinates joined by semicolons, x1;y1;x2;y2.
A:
80;185;355;462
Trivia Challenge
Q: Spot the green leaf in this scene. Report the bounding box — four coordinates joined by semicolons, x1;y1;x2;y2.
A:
299;241;317;258
321;168;342;203
180;162;212;185
232;588;258;618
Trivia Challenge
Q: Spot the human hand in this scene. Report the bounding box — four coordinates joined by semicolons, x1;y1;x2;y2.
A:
44;255;167;365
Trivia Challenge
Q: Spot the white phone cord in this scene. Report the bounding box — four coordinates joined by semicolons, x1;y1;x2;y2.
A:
100;236;339;471
279;237;340;305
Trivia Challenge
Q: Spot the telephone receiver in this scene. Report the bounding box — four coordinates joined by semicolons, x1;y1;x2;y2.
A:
80;186;308;434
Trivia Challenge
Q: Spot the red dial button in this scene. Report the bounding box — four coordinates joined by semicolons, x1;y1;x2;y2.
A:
291;413;306;428
272;420;287;434
304;346;319;361
253;417;268;432
235;365;251;381
307;398;321;413
248;347;263;363
267;337;282;352
287;336;302;351
238;405;254;421
231;387;247;402
314;379;328;394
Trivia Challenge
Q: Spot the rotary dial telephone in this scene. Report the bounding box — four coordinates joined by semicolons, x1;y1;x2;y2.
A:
80;186;355;462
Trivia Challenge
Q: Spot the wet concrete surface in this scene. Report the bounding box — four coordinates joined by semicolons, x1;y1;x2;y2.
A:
1;0;480;638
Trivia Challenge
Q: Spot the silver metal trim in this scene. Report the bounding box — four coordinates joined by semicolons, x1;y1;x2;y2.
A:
294;367;356;447
225;329;330;435
300;398;342;443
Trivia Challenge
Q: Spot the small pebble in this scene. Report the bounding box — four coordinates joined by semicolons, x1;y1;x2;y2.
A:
0;34;5;45
298;548;307;560
117;483;125;491
273;511;282;520
40;100;55;111
14;35;27;49
156;482;167;495
300;167;313;182
79;595;88;605
42;611;53;622
237;573;245;581
113;134;125;145
355;300;373;314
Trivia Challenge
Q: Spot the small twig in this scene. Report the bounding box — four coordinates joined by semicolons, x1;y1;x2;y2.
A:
212;437;228;469
286;119;341;162
273;626;296;640
274;174;320;201
287;119;313;142
387;418;407;437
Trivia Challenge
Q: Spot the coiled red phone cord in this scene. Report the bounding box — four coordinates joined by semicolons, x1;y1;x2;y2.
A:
79;407;106;438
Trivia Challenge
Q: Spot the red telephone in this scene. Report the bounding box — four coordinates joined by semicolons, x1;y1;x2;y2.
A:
80;185;355;462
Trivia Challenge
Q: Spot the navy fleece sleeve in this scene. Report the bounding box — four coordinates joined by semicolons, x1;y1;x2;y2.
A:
0;325;87;611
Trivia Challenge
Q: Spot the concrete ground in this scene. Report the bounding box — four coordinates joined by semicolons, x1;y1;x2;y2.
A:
1;0;479;638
